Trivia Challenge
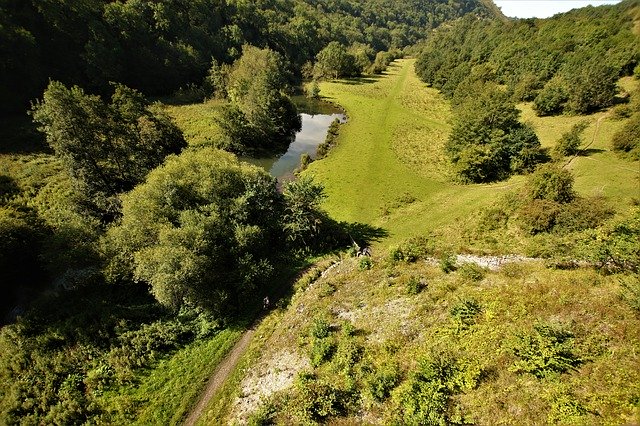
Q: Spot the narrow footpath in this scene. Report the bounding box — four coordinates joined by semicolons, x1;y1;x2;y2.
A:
183;329;256;426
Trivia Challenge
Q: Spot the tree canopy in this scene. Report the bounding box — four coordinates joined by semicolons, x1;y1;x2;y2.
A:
31;82;186;217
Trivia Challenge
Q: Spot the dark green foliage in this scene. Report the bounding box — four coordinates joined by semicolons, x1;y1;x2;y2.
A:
0;282;215;425
553;121;588;158
526;164;575;204
564;55;619;114
2;0;488;114
316;118;342;159
392;351;480;425
510;322;581;378
415;4;638;116
446;86;544;183
314;42;358;80
103;148;283;313
219;46;301;156
612;112;640;160
31;82;186;217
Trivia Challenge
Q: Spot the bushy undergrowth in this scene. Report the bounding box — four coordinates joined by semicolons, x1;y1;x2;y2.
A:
510;322;581;378
0;285;220;424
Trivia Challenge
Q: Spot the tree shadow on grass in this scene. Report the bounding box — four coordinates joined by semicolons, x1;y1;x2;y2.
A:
342;221;389;246
338;76;381;86
579;148;606;156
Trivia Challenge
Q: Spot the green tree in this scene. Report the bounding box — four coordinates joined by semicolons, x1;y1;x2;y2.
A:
31;82;186;217
446;86;544;183
553;121;588;158
526;164;575;204
313;42;358;80
219;45;301;155
103;148;283;314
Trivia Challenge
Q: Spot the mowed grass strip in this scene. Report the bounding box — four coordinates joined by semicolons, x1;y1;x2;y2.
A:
305;59;514;244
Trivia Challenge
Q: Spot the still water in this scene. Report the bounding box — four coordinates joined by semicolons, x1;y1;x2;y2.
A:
245;98;346;181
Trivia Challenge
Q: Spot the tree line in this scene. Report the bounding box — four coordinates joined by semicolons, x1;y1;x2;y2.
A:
414;0;639;183
0;0;490;114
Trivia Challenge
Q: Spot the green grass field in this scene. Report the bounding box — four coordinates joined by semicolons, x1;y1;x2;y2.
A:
304;59;639;246
303;60;509;245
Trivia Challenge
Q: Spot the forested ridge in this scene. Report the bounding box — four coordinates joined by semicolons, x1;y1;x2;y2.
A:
0;0;490;114
1;0;639;424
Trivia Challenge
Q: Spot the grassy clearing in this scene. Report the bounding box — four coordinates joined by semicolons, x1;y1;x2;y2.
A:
304;59;515;246
519;78;640;204
305;60;639;246
163;100;225;147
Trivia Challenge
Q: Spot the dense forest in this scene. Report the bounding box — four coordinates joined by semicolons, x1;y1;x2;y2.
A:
1;0;639;423
0;0;490;114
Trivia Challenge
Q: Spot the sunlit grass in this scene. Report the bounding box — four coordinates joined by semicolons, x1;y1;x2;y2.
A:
163;99;225;147
98;328;242;425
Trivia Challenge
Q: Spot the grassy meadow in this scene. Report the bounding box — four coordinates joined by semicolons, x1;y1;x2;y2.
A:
304;59;639;247
303;59;512;246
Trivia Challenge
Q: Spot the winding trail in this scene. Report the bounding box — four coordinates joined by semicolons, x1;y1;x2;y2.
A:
183;329;256;426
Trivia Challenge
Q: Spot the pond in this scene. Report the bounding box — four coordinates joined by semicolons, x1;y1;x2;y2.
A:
244;97;346;181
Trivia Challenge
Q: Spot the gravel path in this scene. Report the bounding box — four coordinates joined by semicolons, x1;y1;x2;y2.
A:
183;329;256;426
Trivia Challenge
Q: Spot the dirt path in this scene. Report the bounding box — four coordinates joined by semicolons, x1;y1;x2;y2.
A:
183;329;256;426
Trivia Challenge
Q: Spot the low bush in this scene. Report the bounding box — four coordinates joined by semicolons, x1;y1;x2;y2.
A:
440;253;457;273
389;236;434;263
291;373;351;423
611;113;640;160
450;298;483;329
458;263;487;282
405;275;426;295
391;350;480;425
510;322;581;378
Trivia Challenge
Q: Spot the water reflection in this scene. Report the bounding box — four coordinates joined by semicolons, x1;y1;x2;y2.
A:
245;98;346;181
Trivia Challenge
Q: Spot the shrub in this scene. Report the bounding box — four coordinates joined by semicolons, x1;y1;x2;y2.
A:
358;257;373;270
458;263;487;282
310;338;336;367
553;121;588;158
389;236;434;263
554;196;613;233
310;318;331;339
611;113;640;160
519;199;562;234
510;322;581;378
577;209;640;272
292;374;348;422
364;362;400;403
526;164;575;204
392;351;480;425
533;79;568;116
405;276;426;295
440;254;457;273
450;298;482;329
